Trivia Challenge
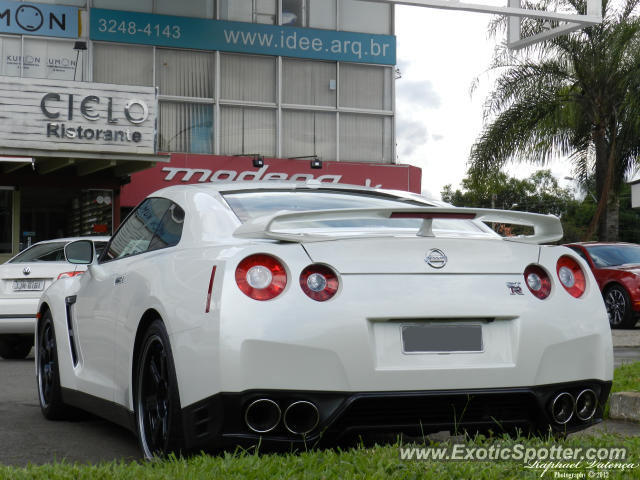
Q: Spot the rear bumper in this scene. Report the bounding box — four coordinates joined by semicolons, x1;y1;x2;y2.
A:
180;380;612;452
0;298;38;334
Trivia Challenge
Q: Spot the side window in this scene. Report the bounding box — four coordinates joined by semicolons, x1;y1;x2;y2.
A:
568;246;590;264
103;198;173;262
148;203;185;251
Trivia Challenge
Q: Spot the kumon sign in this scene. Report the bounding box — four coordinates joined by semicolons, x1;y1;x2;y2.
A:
120;154;422;207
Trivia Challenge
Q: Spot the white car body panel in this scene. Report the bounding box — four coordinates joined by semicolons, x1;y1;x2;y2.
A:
36;183;613;452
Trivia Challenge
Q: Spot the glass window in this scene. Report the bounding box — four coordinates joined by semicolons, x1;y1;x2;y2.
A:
148;203;185;250
282;58;336;107
339;0;391;34
104;198;176;261
219;0;276;24
282;0;305;26
585;245;640;267
0;36;22;77
9;242;67;263
23;39;79;80
93;43;153;86
282;110;336;160
156;49;214;98
92;0;152;12
159;102;214;154
339;113;392;162
155;0;214;18
220;53;275;103
340;63;392;110
220;106;276;156
309;0;336;29
0;190;12;254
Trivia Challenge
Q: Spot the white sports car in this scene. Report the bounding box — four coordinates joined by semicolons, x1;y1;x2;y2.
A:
0;236;109;359
36;183;613;458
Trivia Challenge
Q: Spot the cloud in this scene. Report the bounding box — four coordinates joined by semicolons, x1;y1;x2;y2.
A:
396;117;430;157
396;79;442;110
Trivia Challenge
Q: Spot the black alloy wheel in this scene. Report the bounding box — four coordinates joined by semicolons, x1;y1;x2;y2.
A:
37;311;69;419
135;320;183;459
604;285;636;329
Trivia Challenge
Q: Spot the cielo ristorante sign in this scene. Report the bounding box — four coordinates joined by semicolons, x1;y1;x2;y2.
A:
120;154;422;207
0;76;157;154
0;1;78;38
90;9;396;66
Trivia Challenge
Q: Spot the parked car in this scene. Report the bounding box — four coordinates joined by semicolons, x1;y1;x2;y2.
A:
36;184;612;458
564;242;640;329
0;236;109;359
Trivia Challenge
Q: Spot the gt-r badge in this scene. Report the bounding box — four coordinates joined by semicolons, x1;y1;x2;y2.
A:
425;249;447;269
22;267;31;276
506;282;524;295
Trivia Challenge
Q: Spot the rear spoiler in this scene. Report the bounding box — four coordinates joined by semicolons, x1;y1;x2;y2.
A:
233;207;563;245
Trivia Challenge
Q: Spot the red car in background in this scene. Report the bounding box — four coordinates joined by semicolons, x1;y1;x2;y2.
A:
565;242;640;329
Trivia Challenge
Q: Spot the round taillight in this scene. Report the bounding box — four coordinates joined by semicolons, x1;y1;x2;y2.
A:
524;265;551;300
557;255;586;298
236;254;287;301
300;264;339;301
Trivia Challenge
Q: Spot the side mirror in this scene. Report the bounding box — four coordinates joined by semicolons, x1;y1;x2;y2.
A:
65;240;94;265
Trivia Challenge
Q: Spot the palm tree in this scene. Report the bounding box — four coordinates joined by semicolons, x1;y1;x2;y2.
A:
470;0;640;240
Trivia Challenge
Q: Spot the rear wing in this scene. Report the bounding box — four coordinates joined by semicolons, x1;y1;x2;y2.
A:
233;207;563;245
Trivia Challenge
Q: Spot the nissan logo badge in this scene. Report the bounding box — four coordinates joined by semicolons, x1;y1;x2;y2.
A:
23;267;31;276
425;249;447;269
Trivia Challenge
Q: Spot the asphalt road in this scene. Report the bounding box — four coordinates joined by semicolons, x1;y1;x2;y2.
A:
0;335;638;467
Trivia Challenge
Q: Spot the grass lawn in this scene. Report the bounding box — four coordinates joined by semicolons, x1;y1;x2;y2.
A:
1;362;639;480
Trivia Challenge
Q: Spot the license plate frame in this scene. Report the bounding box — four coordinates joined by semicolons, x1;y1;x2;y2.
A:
12;279;45;292
401;323;483;354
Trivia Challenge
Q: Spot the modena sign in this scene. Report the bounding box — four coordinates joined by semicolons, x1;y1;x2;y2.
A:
0;76;156;154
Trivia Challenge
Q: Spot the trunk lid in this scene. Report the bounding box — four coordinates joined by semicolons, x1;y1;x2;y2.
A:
302;237;540;274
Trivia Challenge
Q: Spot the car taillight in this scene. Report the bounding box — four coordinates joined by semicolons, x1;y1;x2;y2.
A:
556;256;586;298
57;271;84;280
524;265;551;299
235;254;287;301
299;264;339;301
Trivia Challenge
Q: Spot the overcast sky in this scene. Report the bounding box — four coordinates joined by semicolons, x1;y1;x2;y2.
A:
393;5;572;200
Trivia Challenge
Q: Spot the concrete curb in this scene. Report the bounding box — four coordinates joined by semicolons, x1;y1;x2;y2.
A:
609;392;640;423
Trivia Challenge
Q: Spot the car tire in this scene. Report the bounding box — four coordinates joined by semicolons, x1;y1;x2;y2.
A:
604;285;636;329
37;311;71;419
134;319;184;459
0;334;33;360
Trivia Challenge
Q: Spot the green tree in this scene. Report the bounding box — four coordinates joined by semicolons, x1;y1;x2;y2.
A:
470;0;640;241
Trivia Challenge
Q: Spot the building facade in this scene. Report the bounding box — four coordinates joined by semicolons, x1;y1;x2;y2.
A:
0;0;408;262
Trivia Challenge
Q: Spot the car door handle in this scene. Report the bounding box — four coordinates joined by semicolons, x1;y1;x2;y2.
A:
115;275;125;285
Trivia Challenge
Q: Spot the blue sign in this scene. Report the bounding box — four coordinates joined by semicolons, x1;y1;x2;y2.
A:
0;1;78;38
90;9;396;65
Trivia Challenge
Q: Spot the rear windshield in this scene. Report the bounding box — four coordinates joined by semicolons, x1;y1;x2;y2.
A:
586;245;640;267
222;190;487;234
9;242;67;263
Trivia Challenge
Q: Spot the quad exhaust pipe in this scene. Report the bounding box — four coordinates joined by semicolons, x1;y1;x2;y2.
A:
244;399;319;435
283;401;320;435
549;390;598;425
244;398;281;433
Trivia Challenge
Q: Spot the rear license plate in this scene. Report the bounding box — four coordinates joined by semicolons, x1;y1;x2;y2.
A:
402;324;483;353
12;279;45;291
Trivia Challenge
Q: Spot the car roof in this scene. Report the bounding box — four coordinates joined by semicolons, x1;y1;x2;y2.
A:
150;181;440;205
565;242;639;248
32;236;111;245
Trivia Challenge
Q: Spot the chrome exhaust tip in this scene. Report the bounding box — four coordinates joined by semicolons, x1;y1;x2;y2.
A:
550;392;575;425
575;389;598;421
283;400;320;435
244;398;281;433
